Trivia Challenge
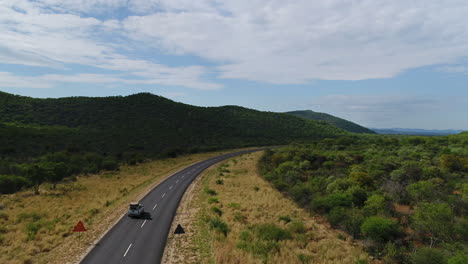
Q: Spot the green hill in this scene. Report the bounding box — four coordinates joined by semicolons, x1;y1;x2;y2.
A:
0;91;345;193
287;110;375;134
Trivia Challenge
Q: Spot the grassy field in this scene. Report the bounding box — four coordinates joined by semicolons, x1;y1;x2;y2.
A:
164;151;370;264
0;149;247;264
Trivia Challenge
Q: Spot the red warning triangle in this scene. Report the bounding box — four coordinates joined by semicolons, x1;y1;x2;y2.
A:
73;220;87;232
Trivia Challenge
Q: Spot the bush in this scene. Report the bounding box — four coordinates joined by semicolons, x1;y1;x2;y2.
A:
363;194;389;216
215;179;224;185
0;175;29;194
288;220;306;234
208;197;219;204
254;223;292;241
205;188;217;195
412;202;454;244
411;247;446;264
211;206;223;216
448;252;468;264
102;157;119;171
227;202;240;209
361;216;399;242
278;215;292;223
327;207;347;227
312;192;353;213
407;181;436;202
207;217;229;236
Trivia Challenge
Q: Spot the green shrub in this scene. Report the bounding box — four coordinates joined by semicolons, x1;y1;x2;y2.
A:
297;253;313;264
0;175;29;194
363;194;388;216
208;197;219;204
211;206;223;216
327;207;347;227
207;217;229;236
411;202;454;243
278;215;292;223
411;247;446;264
227;202;240;209
237;229;280;260
101;157;119;171
448;252;468;264
25;222;41;240
205;188;217;196
254;186;260;191
288;220;306;234
254;223;292;241
312;192;353;213
215;179;224;185
361;216;399;242
407;181;436;202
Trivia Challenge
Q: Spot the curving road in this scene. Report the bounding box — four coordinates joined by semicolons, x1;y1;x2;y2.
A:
81;149;261;264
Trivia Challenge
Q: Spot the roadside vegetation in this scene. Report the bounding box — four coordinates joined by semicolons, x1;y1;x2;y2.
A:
164;151;369;264
259;133;468;263
0;91;344;194
0;150;240;264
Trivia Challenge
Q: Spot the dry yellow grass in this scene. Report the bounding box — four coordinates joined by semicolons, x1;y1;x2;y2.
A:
164;151;370;264
0;149;248;264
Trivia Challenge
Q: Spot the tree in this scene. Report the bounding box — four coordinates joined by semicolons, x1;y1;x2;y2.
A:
412;202;454;246
361;216;399;243
364;194;390;216
350;171;374;187
448;252;468;264
407;181;436;203
440;154;464;172
411;247;446;264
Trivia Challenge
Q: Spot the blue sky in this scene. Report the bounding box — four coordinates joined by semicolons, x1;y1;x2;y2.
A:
1;1;468;130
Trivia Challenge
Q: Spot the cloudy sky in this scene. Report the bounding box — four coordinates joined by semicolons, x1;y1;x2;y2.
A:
1;0;468;129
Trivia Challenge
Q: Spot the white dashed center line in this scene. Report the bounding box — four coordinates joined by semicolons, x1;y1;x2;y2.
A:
162;193;166;198
141;220;147;228
176;180;179;183
123;243;132;257
153;203;158;210
169;185;173;190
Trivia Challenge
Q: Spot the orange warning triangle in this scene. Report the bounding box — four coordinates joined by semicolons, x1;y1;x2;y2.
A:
73;220;87;232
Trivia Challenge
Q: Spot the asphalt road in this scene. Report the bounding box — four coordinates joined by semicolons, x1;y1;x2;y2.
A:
81;149;261;264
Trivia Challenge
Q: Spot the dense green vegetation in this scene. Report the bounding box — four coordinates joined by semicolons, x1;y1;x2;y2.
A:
0;91;345;194
259;133;468;263
287;110;375;134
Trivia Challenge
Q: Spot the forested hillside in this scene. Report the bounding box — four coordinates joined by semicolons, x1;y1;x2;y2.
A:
259;133;468;263
287;110;375;134
0;91;345;194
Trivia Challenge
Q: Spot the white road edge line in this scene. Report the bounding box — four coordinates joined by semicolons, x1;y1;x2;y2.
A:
153;203;158;210
123;243;132;257
141;220;147;228
162;193;166;198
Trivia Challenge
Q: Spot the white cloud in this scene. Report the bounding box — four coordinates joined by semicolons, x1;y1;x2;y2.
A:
0;0;221;90
2;0;468;88
0;72;52;88
122;0;468;83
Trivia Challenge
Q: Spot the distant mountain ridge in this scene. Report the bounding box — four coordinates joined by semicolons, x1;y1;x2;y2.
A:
372;128;466;136
286;110;375;134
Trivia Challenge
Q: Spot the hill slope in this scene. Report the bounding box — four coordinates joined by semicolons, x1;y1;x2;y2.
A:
287;110;374;134
0;91;345;193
